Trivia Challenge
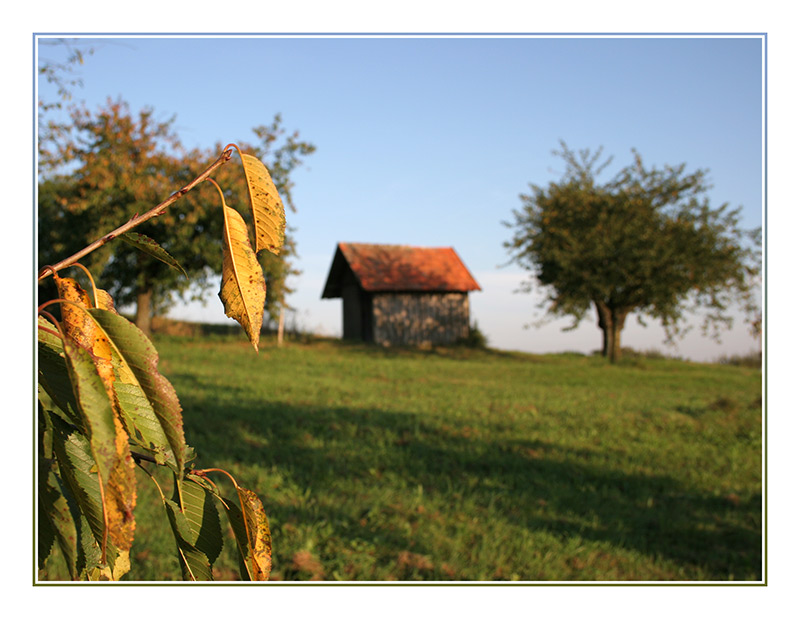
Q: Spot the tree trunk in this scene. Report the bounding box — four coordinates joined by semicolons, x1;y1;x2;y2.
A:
135;287;153;336
596;302;609;357
595;301;627;363
277;305;285;347
608;310;628;363
608;320;621;363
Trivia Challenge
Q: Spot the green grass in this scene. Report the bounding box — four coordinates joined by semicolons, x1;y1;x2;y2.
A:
40;334;763;582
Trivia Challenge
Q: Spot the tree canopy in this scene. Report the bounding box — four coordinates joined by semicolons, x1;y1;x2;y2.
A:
38;99;314;334
504;143;761;362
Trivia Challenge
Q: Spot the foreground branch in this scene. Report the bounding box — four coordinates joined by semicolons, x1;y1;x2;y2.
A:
37;148;234;281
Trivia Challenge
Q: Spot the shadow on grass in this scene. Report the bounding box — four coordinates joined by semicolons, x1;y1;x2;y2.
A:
169;373;761;582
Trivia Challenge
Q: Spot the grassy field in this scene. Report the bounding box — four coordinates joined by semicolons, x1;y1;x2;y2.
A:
40;334;763;582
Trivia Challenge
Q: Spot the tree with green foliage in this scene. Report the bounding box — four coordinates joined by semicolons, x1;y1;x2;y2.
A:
38;100;186;333
38;100;314;335
504;143;761;363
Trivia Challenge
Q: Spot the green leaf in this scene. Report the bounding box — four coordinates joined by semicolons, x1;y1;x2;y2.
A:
48;411;135;578
49;414;106;551
76;511;129;581
38;502;55;572
74;508;129;581
39;435;107;582
120;232;188;279
178;476;224;566
156;474;224;581
112;376;172;466
88;309;186;476
52;309;139;557
163;497;214;581
50;415;112;580
38;464;79;579
37;487;56;573
77;512;104;578
61;336;119;491
38;317;83;428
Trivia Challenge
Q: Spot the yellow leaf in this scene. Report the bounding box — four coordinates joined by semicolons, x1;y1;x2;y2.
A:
111;549;131;581
87;549;132;581
54;275;117;400
240;153;285;255
237;486;272;581
219;205;266;351
95;288;119;313
88;565;113;581
105;416;137;552
54;275;95;349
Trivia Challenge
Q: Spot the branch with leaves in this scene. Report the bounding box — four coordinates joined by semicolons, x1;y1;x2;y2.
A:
38;147;234;281
37;145;283;581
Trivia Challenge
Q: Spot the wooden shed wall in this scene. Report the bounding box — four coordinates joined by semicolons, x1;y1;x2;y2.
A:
372;292;470;346
340;269;373;341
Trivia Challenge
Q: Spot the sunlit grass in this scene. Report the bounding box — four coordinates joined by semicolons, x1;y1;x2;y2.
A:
40;334;762;582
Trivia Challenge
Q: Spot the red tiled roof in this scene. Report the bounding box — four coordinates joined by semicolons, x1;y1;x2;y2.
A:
322;243;481;297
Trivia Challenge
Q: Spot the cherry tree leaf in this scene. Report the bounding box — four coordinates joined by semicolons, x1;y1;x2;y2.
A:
161;475;224;581
89;309;186;475
120;232;188;279
59;336;137;554
38;464;79;579
162;498;214;581
219;204;266;351
219;483;272;581
240;152;286;255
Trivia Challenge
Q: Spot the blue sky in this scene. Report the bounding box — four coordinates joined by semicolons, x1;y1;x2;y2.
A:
36;34;764;361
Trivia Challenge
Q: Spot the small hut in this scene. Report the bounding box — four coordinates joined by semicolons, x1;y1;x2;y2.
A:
321;242;481;346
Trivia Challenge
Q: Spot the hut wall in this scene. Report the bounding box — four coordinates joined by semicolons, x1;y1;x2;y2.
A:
340;268;373;341
341;283;363;340
372;292;469;346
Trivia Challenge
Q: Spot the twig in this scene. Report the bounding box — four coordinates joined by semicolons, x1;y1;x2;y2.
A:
130;450;158;465
37;147;234;281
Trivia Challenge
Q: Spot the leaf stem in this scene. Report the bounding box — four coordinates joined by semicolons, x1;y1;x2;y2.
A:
223;143;242;159
193;467;240;489
37;309;64;339
37;147;234;281
204;177;226;203
130;450;158;464
37;324;61;340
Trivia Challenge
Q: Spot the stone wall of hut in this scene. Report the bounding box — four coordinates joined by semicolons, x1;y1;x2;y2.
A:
371;292;470;346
